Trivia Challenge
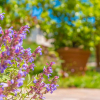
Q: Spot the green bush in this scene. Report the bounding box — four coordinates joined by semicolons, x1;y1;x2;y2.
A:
58;69;100;88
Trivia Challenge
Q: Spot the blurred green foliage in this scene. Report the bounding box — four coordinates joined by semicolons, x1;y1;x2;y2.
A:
0;0;100;50
0;0;37;30
58;68;100;88
79;0;100;46
23;40;39;52
33;0;99;50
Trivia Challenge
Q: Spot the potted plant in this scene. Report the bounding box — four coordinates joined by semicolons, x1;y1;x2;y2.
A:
34;0;97;74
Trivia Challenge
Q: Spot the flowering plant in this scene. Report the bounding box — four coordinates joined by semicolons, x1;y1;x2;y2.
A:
0;13;59;100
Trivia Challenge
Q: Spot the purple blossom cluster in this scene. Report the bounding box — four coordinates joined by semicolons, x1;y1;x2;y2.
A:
0;13;59;100
30;62;59;99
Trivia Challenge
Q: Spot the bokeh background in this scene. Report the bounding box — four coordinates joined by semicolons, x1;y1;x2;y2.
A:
1;0;100;99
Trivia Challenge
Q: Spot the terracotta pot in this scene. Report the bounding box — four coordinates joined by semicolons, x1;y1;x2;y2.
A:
57;47;90;75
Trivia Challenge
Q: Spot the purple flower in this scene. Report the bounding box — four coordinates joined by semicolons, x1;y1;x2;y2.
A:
0;69;4;73
28;57;34;63
14;34;17;38
22;64;28;70
43;66;52;78
18;70;25;76
5;60;12;64
37;46;42;55
40;52;42;55
0;94;5;100
0;13;5;20
50;84;59;94
21;25;30;32
6;49;10;56
8;27;14;37
17;78;25;87
0;64;8;73
15;45;23;53
15;48;19;53
11;79;14;84
19;32;26;39
39;95;45;100
33;78;37;83
2;52;5;56
0;83;8;88
47;74;51;79
45;83;59;94
13;89;20;96
50;62;55;66
29;63;35;70
45;84;50;92
25;48;32;56
0;27;2;34
36;46;42;55
47;66;53;73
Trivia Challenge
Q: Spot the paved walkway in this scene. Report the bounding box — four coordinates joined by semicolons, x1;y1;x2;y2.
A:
44;89;100;100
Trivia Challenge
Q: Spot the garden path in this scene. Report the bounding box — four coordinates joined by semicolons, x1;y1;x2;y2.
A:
44;88;100;100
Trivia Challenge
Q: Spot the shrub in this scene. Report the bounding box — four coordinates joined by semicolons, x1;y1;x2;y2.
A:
0;13;59;100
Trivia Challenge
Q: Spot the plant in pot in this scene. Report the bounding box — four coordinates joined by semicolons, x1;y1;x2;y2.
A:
34;0;97;75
